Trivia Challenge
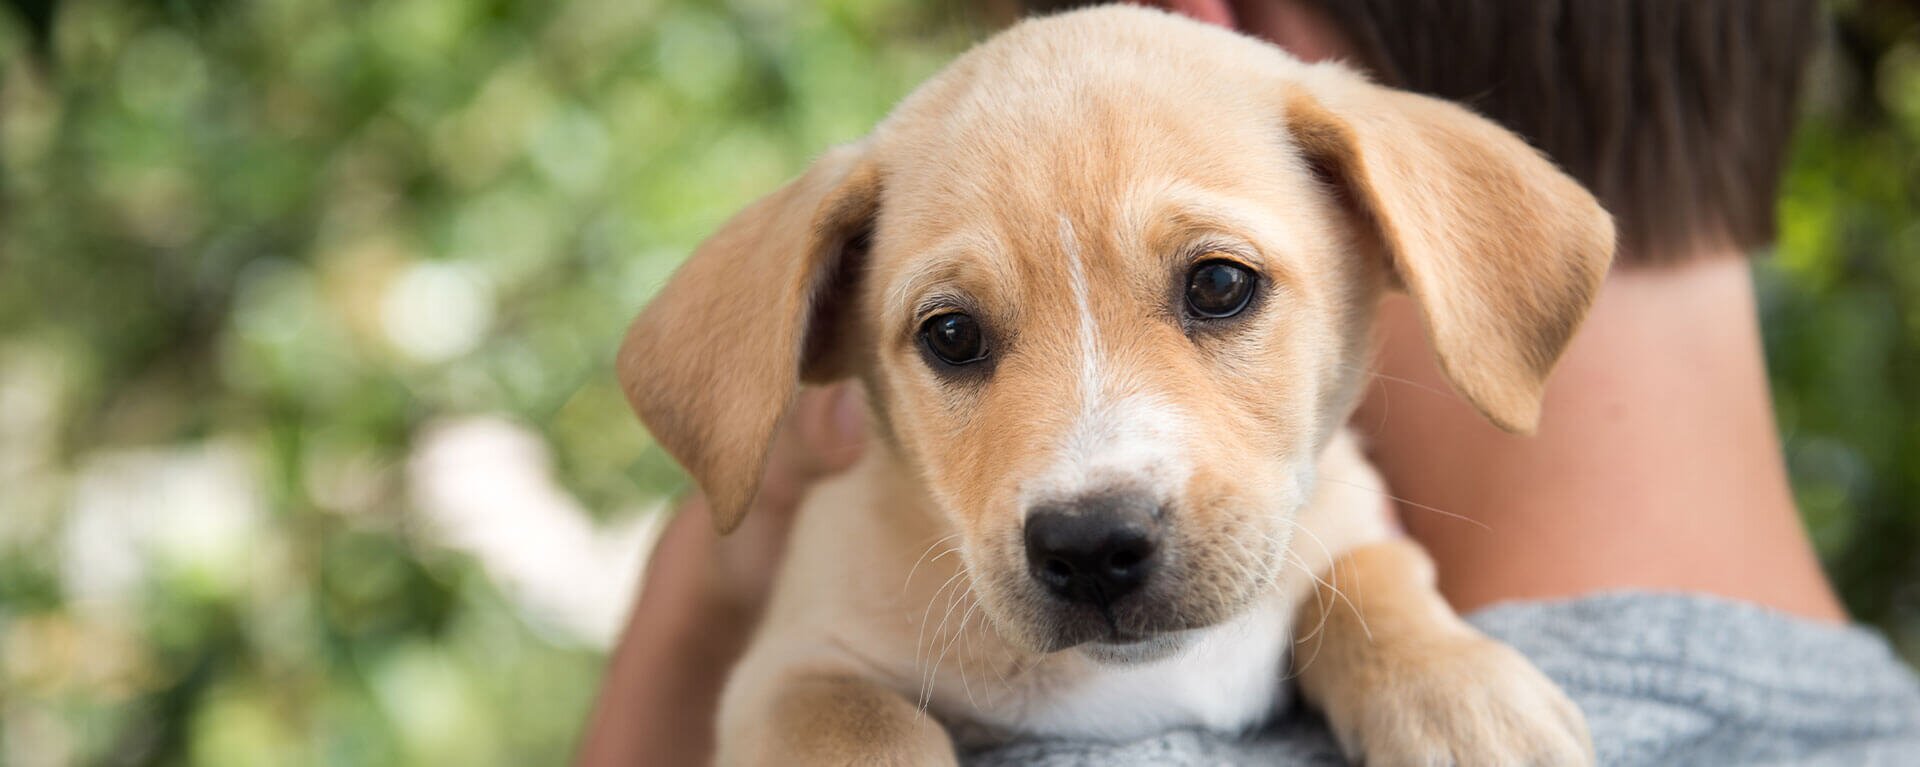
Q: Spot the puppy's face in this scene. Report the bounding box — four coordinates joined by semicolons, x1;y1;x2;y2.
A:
620;7;1612;662
862;102;1377;658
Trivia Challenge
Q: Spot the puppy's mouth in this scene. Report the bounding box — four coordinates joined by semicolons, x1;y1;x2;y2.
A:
1080;629;1192;665
1027;596;1214;660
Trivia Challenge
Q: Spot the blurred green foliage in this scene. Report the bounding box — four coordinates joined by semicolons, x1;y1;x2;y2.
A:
0;0;975;764
0;0;1914;764
1766;0;1920;658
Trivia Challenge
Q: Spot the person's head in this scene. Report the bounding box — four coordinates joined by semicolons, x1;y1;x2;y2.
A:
1074;0;1822;265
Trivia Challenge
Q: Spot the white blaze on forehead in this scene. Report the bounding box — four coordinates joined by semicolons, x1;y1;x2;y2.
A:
1059;216;1102;407
1027;216;1190;506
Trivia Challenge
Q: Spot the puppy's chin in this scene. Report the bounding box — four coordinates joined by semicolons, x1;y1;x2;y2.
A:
1078;632;1191;665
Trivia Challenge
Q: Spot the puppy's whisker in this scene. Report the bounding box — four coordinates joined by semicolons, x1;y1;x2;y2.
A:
1214;534;1259;603
1280;550;1338;647
1293;543;1373;646
917;568;969;662
914;568;971;715
919;585;960;709
1279;555;1330;681
922;579;975;712
1332;555;1373;642
924;585;977;714
902;533;964;594
1272;514;1337;573
959;605;1000;708
1339;363;1459;400
1318;475;1492;532
953;600;984;711
1261;522;1371;644
973;623;1014;694
1242;537;1269;590
1265;539;1368;679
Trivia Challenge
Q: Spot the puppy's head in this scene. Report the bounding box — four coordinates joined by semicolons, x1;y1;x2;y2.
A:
619;8;1612;660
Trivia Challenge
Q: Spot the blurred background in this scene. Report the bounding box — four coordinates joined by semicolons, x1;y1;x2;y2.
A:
0;0;1915;764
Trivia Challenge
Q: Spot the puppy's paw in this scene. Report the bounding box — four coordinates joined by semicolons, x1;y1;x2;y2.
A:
1320;632;1592;767
721;672;958;767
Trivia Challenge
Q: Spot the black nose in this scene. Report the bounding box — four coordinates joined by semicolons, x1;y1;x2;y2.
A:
1024;494;1161;606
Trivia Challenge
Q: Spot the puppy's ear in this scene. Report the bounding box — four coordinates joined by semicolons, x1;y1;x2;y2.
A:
1283;71;1615;433
618;145;878;532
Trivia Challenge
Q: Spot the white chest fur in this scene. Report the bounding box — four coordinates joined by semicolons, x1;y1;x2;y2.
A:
940;596;1295;744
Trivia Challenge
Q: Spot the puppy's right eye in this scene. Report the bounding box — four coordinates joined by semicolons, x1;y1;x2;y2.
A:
1185;260;1256;319
920;312;987;366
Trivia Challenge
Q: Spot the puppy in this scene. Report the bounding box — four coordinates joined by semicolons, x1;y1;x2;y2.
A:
618;7;1611;765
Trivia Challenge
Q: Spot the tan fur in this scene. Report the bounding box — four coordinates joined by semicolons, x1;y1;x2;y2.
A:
728;671;957;767
1295;541;1594;765
1281;85;1613;433
619;6;1612;765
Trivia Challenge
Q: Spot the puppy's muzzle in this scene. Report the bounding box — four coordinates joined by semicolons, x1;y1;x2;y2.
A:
1023;492;1163;608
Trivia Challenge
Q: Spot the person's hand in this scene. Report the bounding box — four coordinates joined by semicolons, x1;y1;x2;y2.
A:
679;383;868;619
577;384;867;767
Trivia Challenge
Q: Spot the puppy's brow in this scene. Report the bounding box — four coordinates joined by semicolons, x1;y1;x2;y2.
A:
914;292;969;320
885;232;1001;322
1130;180;1286;266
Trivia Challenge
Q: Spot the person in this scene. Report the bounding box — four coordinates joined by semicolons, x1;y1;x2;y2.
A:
577;1;1920;764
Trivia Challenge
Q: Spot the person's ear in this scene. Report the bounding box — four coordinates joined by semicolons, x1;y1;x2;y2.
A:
617;145;878;532
1281;68;1615;433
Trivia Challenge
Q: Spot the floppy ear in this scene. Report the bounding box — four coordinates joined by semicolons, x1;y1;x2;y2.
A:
1283;70;1615;433
618;145;878;532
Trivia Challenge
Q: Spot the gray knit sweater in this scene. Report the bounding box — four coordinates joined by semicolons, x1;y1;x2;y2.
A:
966;593;1920;766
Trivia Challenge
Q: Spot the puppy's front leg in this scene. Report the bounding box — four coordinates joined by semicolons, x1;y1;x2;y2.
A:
1294;540;1593;767
718;668;956;767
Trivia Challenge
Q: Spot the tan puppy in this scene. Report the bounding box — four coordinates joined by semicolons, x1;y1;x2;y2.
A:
619;7;1611;765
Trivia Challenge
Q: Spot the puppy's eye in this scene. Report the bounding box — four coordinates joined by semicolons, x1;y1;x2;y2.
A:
1185;260;1255;319
920;312;987;366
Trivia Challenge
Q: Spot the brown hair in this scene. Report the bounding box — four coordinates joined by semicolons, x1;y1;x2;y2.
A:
1026;1;1822;265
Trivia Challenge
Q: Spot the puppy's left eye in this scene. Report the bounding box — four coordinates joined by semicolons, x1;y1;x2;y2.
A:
1185;260;1255;319
920;312;988;366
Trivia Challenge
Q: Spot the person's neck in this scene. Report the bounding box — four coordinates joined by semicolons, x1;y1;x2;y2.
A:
1356;252;1847;622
